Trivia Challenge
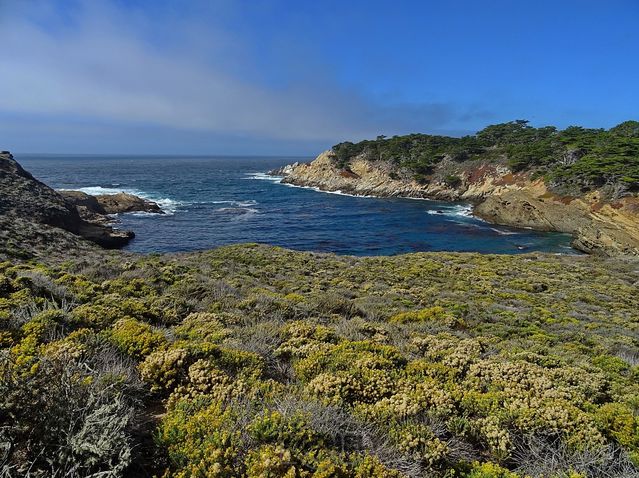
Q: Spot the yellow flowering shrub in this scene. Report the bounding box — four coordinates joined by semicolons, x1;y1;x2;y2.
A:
4;244;639;476
110;317;167;358
244;445;299;478
139;347;189;393
157;398;239;477
358;378;456;421
305;372;363;406
390;306;463;328
167;358;249;408
276;320;338;359
174;312;230;343
412;333;485;374
473;416;512;459
463;461;521;477
350;455;405;477
595;402;639;451
391;423;449;466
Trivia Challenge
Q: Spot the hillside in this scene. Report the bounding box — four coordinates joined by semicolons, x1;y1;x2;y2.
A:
332;120;639;196
1;244;639;477
275;121;639;256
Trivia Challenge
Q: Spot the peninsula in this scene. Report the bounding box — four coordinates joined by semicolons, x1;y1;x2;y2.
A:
273;120;639;256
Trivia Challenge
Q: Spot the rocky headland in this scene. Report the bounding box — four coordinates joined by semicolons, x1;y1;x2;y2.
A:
0;151;160;258
272;149;639;256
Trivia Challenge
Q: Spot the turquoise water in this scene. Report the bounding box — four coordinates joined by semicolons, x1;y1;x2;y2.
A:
17;154;576;255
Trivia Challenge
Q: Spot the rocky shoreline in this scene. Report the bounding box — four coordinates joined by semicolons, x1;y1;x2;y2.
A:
271;150;639;257
0;151;162;255
60;190;163;225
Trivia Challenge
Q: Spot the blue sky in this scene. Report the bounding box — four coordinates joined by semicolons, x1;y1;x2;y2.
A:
0;0;637;154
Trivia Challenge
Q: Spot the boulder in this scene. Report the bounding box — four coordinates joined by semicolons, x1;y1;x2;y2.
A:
94;192;164;214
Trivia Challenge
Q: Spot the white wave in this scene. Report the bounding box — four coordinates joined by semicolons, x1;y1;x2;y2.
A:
278;181;377;198
151;198;184;215
62;186;130;196
214;206;260;221
489;227;521;236
451;204;473;217
215;207;259;213
426;205;472;217
58;186;184;215
318;188;377;199
245;172;284;182
210;199;258;207
126;211;163;217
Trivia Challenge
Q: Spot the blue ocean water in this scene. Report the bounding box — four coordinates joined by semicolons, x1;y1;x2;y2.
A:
17;154;576;256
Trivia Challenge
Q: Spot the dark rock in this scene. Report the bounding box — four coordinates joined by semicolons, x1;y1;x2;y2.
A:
59;190;107;214
94;192;164;214
60;190;164;226
0;151;134;250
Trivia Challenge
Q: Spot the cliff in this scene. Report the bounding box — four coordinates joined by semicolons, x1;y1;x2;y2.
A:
0;151;134;256
275;150;639;256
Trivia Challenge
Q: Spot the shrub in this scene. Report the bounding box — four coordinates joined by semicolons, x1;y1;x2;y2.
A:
464;461;520;478
156;398;239;477
244;445;299;478
139;347;189;394
110;317;167;358
391;306;465;330
174;312;230;343
0;347;136;476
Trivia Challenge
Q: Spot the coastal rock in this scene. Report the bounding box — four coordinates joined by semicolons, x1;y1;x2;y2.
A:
474;190;639;256
60;190;164;215
268;162;300;177
96;192;163;214
277;150;639;256
58;190;110;225
0;151;134;251
278;150;515;201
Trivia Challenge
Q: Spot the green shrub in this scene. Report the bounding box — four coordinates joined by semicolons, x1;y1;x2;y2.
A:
390;306;463;328
109;317;167;358
464;461;520;477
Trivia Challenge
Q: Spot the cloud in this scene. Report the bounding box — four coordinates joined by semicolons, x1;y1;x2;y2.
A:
0;0;479;152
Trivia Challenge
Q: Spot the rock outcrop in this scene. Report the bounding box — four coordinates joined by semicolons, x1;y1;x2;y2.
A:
275;150;639;256
93;192;164;215
60;190;163;224
0;151;134;251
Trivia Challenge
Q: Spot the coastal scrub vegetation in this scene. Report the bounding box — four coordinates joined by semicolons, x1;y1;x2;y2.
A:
1;244;638;476
332;120;639;195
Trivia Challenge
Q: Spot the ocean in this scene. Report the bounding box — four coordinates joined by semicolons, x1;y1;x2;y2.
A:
17;154;576;256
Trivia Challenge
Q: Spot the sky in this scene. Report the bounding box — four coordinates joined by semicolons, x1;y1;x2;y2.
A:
0;0;637;155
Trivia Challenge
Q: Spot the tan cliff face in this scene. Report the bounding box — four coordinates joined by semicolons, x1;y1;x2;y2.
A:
278;150;639;256
281;150;524;201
